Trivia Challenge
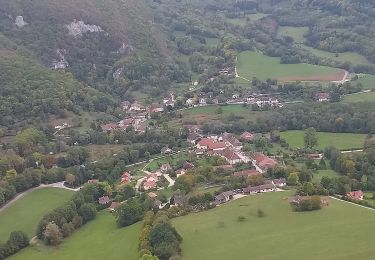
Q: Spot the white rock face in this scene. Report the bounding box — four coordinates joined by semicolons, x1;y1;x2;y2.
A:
15;16;27;28
117;42;134;55
52;49;69;69
66;20;104;37
113;68;124;80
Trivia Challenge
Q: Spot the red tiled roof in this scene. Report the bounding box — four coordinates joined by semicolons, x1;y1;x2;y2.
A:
254;153;277;169
347;190;364;200
222;149;241;161
98;196;110;205
240;131;255;141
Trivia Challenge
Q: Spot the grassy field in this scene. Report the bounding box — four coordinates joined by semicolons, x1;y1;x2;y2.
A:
0;188;73;241
171;104;273;127
278;26;308;43
355;74;375;90
86;144;125;161
173;191;375;260
280;130;366;150
302;46;371;66
237;51;342;81
146;152;189;171
343;91;375;103
11;212;140;260
313;169;339;182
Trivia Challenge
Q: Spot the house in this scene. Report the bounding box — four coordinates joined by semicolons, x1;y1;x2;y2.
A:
101;123;119;132
272;178;287;187
149;104;164;113
143;179;157;190
98;196;110;205
108;202;120;212
253;153;278;171
315;92;330;102
221;149;242;165
346;190;364;201
160;163;172;174
214;191;234;205
186;98;194;106
233;169;261;177
87;179;99;184
121;101;131;110
187;133;201;144
197;138;214;150
199;98;207;106
121;172;131;184
183;162;195;170
147;192;158;199
129;101;145;111
220;133;242;150
161;147;173;155
240;131;255;142
242;183;275;194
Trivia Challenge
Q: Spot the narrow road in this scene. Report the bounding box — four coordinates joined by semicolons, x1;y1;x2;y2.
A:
163;174;175;187
0;182;79;213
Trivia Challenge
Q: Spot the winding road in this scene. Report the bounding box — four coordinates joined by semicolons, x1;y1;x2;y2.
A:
0;182;80;213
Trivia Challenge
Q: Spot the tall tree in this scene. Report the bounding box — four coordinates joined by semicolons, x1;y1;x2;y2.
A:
304;128;318;149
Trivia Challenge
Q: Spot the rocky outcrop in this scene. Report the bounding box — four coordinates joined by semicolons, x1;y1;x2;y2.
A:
15;16;27;28
66;20;104;37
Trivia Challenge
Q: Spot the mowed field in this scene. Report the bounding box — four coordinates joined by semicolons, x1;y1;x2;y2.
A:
237;51;343;82
171;105;273;127
0;188;73;241
343;91;375;103
11;212;140;260
280;130;366;150
173;191;375;260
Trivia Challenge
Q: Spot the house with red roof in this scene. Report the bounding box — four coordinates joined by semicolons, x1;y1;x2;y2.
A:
315;92;330;102
197;138;227;151
121;172;131;184
221;149;242;165
253;153;278;171
346;190;364;201
143;179;157;190
240;131;255;142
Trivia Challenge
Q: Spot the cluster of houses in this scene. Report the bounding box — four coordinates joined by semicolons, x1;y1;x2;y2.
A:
346;190;364;201
214;178;287;205
185;92;282;108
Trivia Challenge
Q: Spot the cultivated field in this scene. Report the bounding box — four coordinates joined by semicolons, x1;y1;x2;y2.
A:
280;130;367;150
237;51;343;82
11;212;140;260
0;188;73;241
170;104;273;127
173;191;375;260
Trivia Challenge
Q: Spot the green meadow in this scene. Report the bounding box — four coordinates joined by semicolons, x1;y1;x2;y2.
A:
237;51;341;81
173;191;375;260
11;212;140;260
0;188;73;241
280;130;367;150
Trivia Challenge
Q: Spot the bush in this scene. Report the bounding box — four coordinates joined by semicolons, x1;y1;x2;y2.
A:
237;216;246;222
78;203;97;223
257;208;265;218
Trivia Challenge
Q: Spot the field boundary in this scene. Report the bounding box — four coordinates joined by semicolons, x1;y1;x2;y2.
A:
329;196;375;211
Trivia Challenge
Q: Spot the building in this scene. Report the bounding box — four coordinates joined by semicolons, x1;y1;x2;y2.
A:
272;178;287;187
346;190;364;201
220;133;242;150
129;101;145;111
143;179;157;190
233;169;261;177
149;104;164;113
197;138;226;151
199;98;207;105
101;123;119;132
214;191;234;205
240;131;255;142
253;153;278;171
98;196;110;205
186;98;194;106
315;92;330;102
242;183;276;194
121;101;131;110
187;133;201;144
121;172;131;184
221;149;242;165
